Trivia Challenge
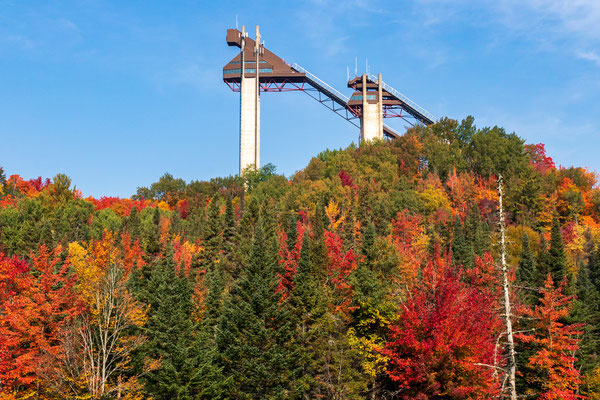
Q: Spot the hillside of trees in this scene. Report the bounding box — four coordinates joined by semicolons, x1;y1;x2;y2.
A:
1;116;600;399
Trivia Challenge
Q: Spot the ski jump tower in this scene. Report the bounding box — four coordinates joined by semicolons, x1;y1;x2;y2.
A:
223;26;435;174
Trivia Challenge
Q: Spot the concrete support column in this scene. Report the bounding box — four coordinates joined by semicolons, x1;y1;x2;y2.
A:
377;73;383;139
238;25;260;174
359;73;384;142
240;76;260;173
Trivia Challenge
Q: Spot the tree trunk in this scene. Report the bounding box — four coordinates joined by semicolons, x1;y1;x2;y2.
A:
498;175;517;400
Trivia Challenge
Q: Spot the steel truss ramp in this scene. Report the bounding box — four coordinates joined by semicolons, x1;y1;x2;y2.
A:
291;64;399;139
291;63;359;129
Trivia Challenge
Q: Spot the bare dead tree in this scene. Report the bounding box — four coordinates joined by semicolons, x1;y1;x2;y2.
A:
78;263;148;399
498;175;518;400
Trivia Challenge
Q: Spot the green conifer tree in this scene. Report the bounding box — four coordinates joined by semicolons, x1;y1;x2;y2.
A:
140;251;211;399
287;212;298;251
185;202;206;242
451;215;473;269
343;199;357;252
289;231;328;398
215;221;296;399
203;196;223;267
310;201;328;277
569;259;600;377
548;213;568;282
124;206;142;239
517;233;542;303
145;207;161;258
588;240;600;291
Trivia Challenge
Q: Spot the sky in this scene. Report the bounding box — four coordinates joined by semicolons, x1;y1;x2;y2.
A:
1;0;599;197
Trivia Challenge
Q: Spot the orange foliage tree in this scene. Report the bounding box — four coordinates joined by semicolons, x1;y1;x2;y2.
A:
516;275;584;400
0;247;83;397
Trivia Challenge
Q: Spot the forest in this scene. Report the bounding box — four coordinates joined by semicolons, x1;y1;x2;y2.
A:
1;116;600;399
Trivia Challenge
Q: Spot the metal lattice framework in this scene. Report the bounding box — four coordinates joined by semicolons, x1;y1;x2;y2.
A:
223;28;434;140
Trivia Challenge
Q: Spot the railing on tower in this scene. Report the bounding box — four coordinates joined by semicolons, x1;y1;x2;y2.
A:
370;74;435;125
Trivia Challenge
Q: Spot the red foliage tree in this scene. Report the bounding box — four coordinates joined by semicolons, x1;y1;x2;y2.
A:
276;220;306;301
381;251;501;399
324;230;357;318
339;169;354;188
515;275;583;400
0;247;83;394
525;143;556;174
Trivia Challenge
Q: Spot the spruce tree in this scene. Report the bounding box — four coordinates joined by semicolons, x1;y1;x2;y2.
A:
140;251;209;399
537;233;550;276
548;213;568;282
361;221;377;266
569;260;600;377
516;232;542;303
465;203;490;256
234;197;260;273
222;195;237;264
374;200;389;235
588;240;600;291
145;207;161;258
169;209;183;237
289;231;328;398
451;215;473;269
203;196;223;267
215;221;296;399
185;202;206;242
310;201;328;277
223;195;236;242
343;199;357;252
287;212;298;251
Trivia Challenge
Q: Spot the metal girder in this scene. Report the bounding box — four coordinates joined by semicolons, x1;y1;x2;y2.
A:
299;86;360;128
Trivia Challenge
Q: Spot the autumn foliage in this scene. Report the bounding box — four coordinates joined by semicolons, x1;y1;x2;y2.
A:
382;251;501;399
2;117;599;398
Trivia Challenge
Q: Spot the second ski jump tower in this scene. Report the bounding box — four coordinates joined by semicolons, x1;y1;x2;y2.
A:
223;26;435;174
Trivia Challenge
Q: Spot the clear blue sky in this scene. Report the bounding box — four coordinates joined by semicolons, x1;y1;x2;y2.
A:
1;0;599;197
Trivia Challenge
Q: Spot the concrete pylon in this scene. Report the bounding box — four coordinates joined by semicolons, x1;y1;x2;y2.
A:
239;25;261;174
359;73;384;142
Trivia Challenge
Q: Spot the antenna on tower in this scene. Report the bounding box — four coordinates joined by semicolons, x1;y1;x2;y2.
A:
354;57;357;77
235;15;239;29
347;66;350;81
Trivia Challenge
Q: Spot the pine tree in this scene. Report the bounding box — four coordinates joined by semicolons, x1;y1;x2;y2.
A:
215;221;296;399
